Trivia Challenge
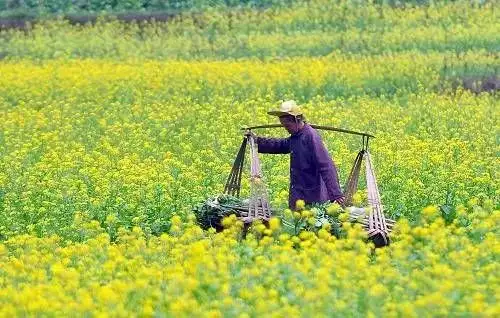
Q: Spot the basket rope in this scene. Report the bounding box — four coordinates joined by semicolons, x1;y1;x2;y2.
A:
365;150;390;246
223;137;247;197
344;148;391;246
224;135;271;223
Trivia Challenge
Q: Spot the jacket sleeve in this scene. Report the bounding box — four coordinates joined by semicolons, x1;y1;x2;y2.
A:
310;133;344;200
255;136;290;154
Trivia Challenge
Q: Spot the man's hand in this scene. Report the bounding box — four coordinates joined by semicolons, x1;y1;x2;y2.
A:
333;196;346;207
244;129;257;139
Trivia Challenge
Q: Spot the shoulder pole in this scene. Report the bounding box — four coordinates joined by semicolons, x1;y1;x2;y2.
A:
241;124;375;138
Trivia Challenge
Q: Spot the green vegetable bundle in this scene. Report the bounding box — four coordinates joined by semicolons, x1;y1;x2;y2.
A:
279;202;345;238
193;195;247;231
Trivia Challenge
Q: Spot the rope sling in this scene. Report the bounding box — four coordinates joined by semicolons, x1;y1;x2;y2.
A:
224;135;272;223
344;136;392;246
224;124;392;247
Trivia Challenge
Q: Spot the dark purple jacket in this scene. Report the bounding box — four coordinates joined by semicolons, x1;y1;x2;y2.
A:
256;123;344;210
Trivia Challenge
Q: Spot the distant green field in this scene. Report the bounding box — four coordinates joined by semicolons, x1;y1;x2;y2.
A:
3;0;292;19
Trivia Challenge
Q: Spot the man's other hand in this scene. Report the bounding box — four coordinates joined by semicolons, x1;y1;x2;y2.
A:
334;196;346;207
244;129;257;139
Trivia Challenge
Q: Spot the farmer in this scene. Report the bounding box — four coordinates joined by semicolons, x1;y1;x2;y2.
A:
247;100;345;210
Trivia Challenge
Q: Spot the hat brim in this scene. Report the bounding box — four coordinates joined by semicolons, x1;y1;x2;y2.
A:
267;110;302;117
267;110;289;117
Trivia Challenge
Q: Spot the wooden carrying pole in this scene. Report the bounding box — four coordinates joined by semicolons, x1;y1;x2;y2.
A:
241;124;375;138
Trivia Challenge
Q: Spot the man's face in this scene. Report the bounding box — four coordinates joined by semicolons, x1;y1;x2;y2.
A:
279;115;300;134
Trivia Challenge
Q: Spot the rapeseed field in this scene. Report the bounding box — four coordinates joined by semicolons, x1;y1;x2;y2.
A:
0;0;498;316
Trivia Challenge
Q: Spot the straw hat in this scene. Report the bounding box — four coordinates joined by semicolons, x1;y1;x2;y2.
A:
267;100;303;117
